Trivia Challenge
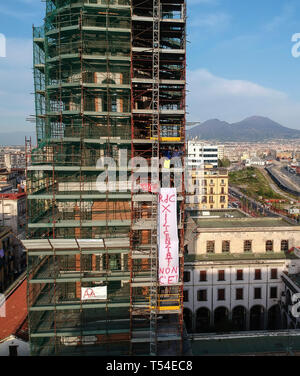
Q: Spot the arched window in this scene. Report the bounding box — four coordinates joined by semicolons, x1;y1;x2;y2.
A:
183;308;193;333
250;305;265;330
232;306;246;331
214;306;229;331
196;307;211;333
267;305;281;330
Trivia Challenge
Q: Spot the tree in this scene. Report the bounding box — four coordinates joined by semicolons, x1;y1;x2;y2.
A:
218;158;231;168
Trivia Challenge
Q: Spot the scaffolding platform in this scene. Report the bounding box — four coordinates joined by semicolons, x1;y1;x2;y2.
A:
27;0;186;356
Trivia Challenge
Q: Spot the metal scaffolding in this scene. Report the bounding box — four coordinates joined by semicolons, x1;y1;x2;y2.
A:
25;0;186;356
129;0;186;356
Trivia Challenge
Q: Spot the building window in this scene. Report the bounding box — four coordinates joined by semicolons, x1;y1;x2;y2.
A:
236;270;243;281
183;290;189;302
266;240;274;252
254;269;262;280
218;270;225;281
236;288;244;300
244;240;252;253
270;287;278;299
206;241;215;254
270;269;278;280
111;95;117;112
254;287;262;299
200;271;207;282
281;240;289;252
218;289;225;301
198;289;207;302
183;271;191;283
222;241;230;253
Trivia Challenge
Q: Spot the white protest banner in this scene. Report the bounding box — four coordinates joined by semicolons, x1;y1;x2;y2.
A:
81;286;107;301
158;188;179;286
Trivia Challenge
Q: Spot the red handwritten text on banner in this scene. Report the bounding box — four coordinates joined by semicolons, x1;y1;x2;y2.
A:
158;188;179;286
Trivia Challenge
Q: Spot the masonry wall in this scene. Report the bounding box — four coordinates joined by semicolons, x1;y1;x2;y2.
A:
184;260;288;332
189;228;300;255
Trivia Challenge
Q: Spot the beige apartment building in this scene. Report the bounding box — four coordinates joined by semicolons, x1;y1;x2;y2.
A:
0;192;26;238
187;217;299;255
186;168;228;210
183;214;300;333
276;151;293;161
0;226;26;293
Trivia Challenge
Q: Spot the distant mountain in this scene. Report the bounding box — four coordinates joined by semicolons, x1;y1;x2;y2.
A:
0;131;35;146
187;116;300;142
187;121;201;128
2;116;300;144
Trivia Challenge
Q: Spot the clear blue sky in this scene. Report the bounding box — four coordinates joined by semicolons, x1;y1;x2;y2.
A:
0;0;300;132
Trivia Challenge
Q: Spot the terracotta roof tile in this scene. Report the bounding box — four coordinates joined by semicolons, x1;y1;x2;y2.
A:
0;278;28;341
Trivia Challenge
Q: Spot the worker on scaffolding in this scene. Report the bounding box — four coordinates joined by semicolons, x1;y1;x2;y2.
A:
162;148;172;169
172;147;183;168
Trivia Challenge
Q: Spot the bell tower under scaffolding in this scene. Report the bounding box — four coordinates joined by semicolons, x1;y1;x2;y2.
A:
23;0;186;356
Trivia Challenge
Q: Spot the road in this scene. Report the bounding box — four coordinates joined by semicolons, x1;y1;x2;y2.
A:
229;186;297;225
267;162;300;196
259;168;296;202
280;165;300;189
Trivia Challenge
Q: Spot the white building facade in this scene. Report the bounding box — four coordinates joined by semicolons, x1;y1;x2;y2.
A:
0;336;29;356
183;216;300;333
0;192;26;238
187;141;222;169
184;259;289;332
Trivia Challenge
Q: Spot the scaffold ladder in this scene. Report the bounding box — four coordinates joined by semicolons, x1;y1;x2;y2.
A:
149;0;161;357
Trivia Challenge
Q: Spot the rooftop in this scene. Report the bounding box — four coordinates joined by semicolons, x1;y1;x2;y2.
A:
188;209;247;219
190;168;228;176
0;274;28;341
185;251;298;263
190;331;300;356
194;217;298;230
